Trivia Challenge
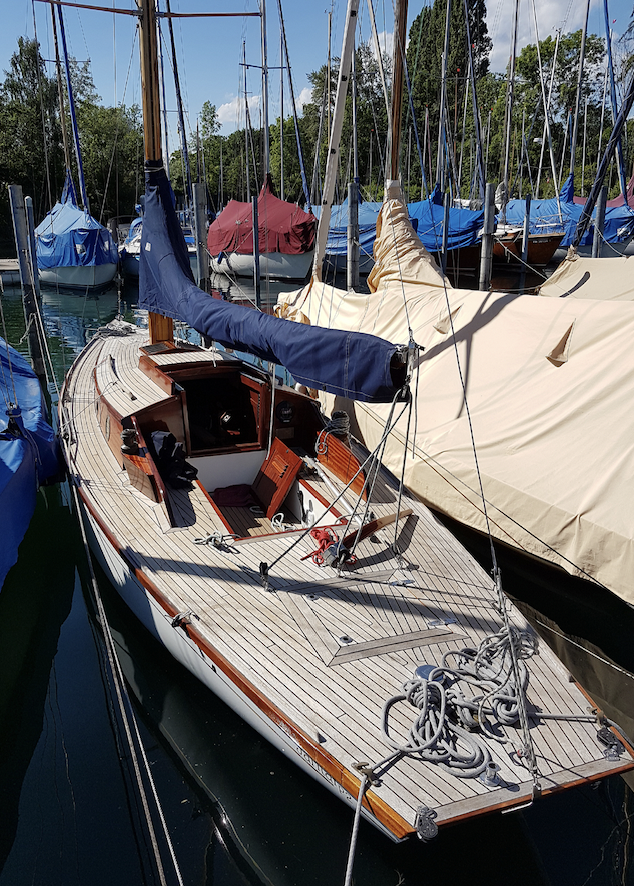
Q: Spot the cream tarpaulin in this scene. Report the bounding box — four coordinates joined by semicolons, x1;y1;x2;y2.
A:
539;254;634;300
277;183;634;606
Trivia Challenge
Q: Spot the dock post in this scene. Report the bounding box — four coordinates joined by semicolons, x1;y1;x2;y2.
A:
192;182;209;290
252;195;261;309
25;196;41;301
520;194;531;292
347;179;359;289
8;185;45;383
592;186;607;258
479;183;495;291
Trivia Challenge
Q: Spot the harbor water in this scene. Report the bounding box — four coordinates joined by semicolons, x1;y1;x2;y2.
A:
0;274;633;886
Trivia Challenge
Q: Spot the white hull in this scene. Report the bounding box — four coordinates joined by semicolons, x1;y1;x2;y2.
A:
39;262;118;290
80;499;396;840
210;250;314;281
123;250;197;280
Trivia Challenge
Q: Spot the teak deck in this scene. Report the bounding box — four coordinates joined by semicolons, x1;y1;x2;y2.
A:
60;323;634;842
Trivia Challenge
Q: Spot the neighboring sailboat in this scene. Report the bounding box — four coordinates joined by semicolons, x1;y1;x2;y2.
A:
35;6;118;291
59;0;633;853
0;338;60;588
208;173;316;280
503;173;634;260
119;214;144;278
208;8;316;282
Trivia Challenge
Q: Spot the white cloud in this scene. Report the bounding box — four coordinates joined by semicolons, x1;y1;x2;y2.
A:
295;86;312;113
217;93;261;134
486;0;619;74
368;29;394;61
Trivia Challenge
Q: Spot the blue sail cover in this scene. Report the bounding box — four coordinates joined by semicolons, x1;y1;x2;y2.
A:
408;199;484;252
139;164;405;402
503;174;634;247
35;174;118;270
0;340;60;588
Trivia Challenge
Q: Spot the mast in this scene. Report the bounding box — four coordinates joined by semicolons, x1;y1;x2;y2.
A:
463;0;485;201
312;0;359;281
261;0;270;177
243;40;251;201
158;25;171;179
436;0;452;190
279;28;284;201
50;7;72;177
56;5;90;212
165;0;192;208
603;0;628;198
387;0;408;182
570;0;590;177
500;0;519;218
137;0;173;344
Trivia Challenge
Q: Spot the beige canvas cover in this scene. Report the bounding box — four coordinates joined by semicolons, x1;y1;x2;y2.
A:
540;254;634;300
278;184;634;606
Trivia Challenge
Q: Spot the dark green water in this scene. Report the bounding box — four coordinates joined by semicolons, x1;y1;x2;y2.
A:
0;278;633;885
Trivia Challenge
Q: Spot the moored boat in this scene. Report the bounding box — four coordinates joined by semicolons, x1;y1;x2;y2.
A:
208;174;315;281
59;0;634;849
0;338;60;588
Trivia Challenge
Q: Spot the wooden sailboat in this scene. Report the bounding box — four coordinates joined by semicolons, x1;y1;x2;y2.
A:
60;0;634;846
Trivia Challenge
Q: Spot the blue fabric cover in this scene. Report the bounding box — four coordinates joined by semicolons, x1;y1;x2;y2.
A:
314;195;483;258
139;164;404;403
0;340;60;588
314;199;382;260
503;173;634;247
408;199;484;251
35;175;118;270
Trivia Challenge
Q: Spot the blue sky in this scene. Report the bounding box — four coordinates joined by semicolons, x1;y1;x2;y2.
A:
1;0;632;149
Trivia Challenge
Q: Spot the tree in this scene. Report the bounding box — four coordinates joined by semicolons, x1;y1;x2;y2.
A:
0;37;62;240
406;0;491;192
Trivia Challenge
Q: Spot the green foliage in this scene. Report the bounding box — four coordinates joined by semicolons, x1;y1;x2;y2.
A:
0;35;144;251
2;15;632;248
0;37;62;244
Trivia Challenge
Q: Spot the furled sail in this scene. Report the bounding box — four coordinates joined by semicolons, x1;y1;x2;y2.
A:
139;164;406;403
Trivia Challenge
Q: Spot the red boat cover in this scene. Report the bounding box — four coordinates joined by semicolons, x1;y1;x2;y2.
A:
207;174;315;256
572;172;634;208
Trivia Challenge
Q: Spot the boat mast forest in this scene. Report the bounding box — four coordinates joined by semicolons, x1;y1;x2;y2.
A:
2;0;633;249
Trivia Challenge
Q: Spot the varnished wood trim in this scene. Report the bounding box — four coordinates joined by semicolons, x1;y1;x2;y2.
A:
342;509;413;548
76;486;413;840
194;479;235;535
138;353;176;395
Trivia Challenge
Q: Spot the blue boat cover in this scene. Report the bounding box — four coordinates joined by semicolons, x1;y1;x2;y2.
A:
0;340;60;588
35;172;118;270
313;199;382;260
315;195;483;258
139;164;405;403
503;174;634;247
408;199;484;252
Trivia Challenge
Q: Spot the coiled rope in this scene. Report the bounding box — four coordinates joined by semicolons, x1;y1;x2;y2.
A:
381;627;538;778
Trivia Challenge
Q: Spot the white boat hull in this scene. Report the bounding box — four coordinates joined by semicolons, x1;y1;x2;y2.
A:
39;262;118;290
123;250;197;280
210;250;314;281
80;499;398;840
